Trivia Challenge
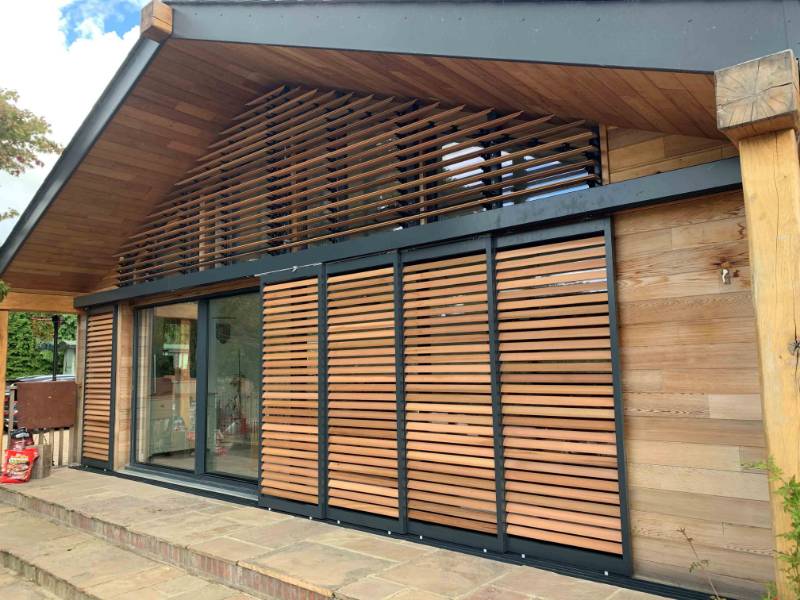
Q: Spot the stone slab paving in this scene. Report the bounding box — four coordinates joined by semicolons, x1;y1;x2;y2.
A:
0;504;258;600
0;469;669;600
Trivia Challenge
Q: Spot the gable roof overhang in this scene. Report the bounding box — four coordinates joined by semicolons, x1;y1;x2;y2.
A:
1;0;780;299
168;0;800;73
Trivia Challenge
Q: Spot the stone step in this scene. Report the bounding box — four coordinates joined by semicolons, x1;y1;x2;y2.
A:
0;505;261;600
0;565;61;600
0;479;334;600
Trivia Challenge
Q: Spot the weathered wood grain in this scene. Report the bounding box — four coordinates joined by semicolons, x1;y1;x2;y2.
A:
615;192;771;598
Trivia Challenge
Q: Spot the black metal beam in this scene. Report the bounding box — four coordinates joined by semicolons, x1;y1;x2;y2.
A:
75;156;742;309
168;0;799;73
0;38;162;279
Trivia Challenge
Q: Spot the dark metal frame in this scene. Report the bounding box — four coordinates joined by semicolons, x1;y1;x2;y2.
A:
168;0;800;73
494;218;632;575
255;216;631;574
128;287;261;491
74;156;742;309
81;305;118;471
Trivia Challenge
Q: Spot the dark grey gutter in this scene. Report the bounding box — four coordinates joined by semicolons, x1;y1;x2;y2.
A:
168;0;800;73
75;156;742;308
0;37;163;279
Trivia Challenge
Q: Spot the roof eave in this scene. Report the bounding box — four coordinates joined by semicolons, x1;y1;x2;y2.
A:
0;37;163;282
168;0;800;73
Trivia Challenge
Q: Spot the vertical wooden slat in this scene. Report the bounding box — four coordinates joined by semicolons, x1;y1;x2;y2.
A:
261;277;320;504
81;311;115;463
402;253;497;534
495;235;623;555
327;266;399;518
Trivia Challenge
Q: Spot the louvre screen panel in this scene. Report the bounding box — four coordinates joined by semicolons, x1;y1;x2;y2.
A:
117;85;599;286
327;266;399;518
402;253;497;534
82;310;114;464
495;236;623;555
256;225;627;569
261;277;320;504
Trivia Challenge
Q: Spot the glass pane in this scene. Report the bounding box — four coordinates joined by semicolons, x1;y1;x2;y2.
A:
205;293;261;479
136;302;198;470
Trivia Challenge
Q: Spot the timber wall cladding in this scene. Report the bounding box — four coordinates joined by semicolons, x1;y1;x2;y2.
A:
82;310;115;463
602;126;737;184
260;227;626;565
614;190;772;599
117;85;599;286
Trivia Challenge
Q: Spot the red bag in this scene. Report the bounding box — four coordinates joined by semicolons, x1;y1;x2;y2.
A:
1;448;39;484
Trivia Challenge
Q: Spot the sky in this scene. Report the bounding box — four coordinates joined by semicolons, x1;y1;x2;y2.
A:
0;0;147;243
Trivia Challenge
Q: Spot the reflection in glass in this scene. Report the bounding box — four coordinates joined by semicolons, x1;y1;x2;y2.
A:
206;293;261;479
136;302;198;470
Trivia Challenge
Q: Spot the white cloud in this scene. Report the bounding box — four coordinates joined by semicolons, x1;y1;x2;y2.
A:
0;0;144;244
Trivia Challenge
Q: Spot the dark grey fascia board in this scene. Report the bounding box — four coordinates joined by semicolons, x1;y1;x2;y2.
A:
0;38;163;278
168;0;798;73
75;156;742;308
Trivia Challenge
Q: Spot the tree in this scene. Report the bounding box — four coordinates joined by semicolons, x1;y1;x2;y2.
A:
7;313;77;380
0;88;62;301
0;88;62;178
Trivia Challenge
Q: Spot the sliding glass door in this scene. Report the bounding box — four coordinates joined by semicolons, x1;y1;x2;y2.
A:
205;294;261;478
135;302;198;471
134;291;260;482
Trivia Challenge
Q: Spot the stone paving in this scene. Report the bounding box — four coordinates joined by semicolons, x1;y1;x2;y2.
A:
0;469;668;600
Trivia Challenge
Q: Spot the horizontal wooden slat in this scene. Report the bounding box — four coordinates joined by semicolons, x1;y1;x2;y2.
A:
403;252;497;533
496;235;623;555
117;84;599;285
82;311;114;463
327;265;399;518
261;277;319;505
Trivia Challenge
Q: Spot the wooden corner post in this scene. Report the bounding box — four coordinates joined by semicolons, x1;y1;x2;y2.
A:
140;0;172;42
716;49;800;598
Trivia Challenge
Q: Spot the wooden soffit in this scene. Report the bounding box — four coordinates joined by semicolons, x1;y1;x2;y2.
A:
0;37;718;295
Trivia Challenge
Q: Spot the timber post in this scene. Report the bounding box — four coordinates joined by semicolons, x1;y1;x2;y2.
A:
716;49;800;598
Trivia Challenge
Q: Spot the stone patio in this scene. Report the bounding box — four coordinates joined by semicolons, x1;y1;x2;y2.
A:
0;469;668;600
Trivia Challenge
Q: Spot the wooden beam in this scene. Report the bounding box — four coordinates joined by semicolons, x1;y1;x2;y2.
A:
140;0;172;43
0;291;77;314
716;49;800;598
717;49;800;143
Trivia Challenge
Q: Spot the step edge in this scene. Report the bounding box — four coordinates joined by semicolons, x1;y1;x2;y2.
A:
0;548;99;600
0;486;332;600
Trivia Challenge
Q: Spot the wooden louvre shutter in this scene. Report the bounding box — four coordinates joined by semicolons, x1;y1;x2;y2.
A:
495;235;623;555
261;277;320;504
82;310;114;463
327;266;398;518
402;253;497;534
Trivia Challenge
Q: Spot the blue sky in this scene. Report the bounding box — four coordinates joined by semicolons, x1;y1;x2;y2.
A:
61;1;142;45
60;0;145;44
